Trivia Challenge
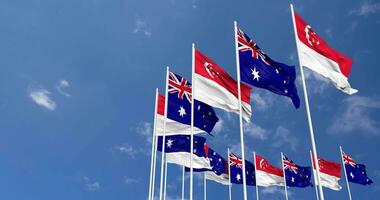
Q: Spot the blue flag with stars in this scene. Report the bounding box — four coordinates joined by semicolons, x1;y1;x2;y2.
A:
343;151;373;185
157;135;211;169
167;71;219;134
237;27;300;108
185;145;230;185
283;155;313;188
229;153;256;186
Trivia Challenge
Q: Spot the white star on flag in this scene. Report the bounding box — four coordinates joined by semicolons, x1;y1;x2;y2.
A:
178;106;186;117
166;139;173;148
236;174;241;181
251;68;260;81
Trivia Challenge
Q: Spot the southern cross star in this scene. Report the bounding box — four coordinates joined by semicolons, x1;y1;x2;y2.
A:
166;139;173;148
178;106;186;117
251;68;260;81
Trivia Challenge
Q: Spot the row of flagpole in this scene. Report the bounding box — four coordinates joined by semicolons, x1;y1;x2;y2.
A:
146;4;362;200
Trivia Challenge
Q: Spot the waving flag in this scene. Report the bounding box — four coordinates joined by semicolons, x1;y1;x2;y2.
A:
156;94;202;135
255;154;284;187
292;11;357;94
342;151;373;185
313;156;342;191
157;135;211;169
186;145;230;185
229;153;256;185
283;155;313;187
194;49;252;122
237;27;300;108
156;72;219;136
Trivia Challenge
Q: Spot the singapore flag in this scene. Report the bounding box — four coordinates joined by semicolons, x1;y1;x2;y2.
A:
292;9;357;95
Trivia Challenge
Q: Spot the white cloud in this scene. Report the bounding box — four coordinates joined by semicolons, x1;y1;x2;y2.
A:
83;176;100;191
133;19;152;37
261;186;293;197
271;126;299;152
56;79;71;97
302;69;330;95
328;96;380;135
115;143;138;158
244;122;269;140
29;88;56;111
251;92;274;111
212;118;224;135
136;122;153;143
124;176;141;184
349;1;380;16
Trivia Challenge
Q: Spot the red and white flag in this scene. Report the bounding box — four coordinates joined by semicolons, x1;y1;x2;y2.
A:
292;11;357;95
155;94;203;136
194;49;252;121
312;156;342;191
255;154;284;187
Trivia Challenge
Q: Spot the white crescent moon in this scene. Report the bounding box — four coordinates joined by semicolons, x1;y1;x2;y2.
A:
259;159;264;168
204;62;215;78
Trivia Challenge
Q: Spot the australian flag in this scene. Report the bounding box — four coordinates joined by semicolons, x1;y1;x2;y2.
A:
168;71;219;134
343;151;373;185
229;153;256;185
185;145;230;185
237;27;300;108
283;155;313;187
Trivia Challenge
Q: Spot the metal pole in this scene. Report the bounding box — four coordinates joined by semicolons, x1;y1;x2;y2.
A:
290;4;324;200
182;166;185;200
228;148;232;200
253;152;259;200
190;43;195;200
204;172;207;200
163;155;168;200
149;89;159;200
281;153;289;200
340;146;353;200
159;67;170;200
310;151;320;200
234;20;248;200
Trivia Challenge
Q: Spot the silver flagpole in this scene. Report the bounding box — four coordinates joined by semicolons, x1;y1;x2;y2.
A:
190;43;195;200
204;172;207;200
281;152;289;200
228;148;232;200
151;111;159;200
182;166;185;200
310;150;320;200
159;67;170;200
253;152;259;200
149;89;159;200
290;4;324;200
234;20;248;200
163;154;168;200
340;146;353;200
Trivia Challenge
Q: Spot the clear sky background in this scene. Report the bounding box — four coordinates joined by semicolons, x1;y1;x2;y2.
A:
0;0;379;199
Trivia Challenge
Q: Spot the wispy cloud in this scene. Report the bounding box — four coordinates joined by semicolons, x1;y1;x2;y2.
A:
212;118;224;135
302;69;330;95
324;27;333;39
272;126;299;152
29;88;56;111
251;92;274;111
136;122;153;143
114;143;138;158
328;96;380;135
83;176;100;191
191;0;198;9
124;176;141;184
244;122;269;140
133;19;152;37
56;79;71;97
261;186;293;197
349;1;380;16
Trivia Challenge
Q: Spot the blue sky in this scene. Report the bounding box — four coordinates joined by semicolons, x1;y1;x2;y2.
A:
0;0;379;199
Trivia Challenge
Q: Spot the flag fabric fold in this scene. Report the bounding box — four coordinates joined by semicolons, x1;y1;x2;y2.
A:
293;11;357;95
342;151;373;185
194;49;252;122
283;155;313;187
155;72;219;136
157;135;211;169
313;156;342;191
237;27;301;108
229;153;256;185
255;154;284;187
186;145;230;185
